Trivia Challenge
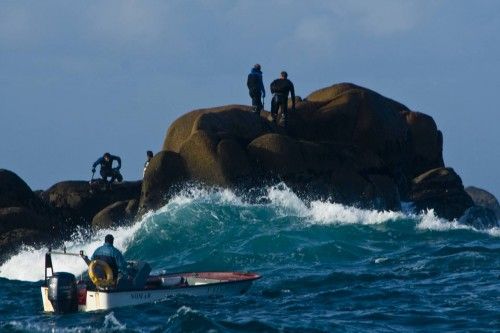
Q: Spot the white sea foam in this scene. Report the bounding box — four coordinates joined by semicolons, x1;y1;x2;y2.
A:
267;183;404;224
167;306;198;324
0;217;147;282
103;311;127;330
1;184;498;282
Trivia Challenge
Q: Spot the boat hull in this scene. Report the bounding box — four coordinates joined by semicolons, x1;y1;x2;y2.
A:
42;272;259;312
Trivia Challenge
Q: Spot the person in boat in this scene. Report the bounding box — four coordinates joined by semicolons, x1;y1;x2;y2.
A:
90;234;129;288
247;64;266;115
87;234;151;290
143;150;153;177
92;152;123;187
270;71;295;129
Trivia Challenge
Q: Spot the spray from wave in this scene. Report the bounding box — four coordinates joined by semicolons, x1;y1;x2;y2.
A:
0;183;497;282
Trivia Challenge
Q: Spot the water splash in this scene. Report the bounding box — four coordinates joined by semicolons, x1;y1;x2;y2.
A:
0;183;497;282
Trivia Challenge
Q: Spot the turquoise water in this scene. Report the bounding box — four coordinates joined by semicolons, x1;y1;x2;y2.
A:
0;184;499;332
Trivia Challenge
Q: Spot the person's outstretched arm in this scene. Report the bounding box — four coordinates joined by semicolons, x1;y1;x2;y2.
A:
92;158;102;171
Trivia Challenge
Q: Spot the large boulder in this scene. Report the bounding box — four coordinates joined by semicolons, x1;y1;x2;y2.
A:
163;105;271;153
465;186;500;220
290;83;411;174
92;199;138;230
401;111;444;177
410;167;473;220
0;170;58;256
140;83;450;213
142;105;272;212
139;151;187;213
0;207;53;234
0;169;47;213
42;180;141;228
247;133;401;210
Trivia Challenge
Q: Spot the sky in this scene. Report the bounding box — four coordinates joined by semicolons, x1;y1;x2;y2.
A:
0;0;499;198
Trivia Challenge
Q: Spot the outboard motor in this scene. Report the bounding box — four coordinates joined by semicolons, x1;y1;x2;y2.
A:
47;272;78;313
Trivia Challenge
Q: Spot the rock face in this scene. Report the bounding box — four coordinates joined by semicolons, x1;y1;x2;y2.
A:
0;169;48;213
1;82;489;263
92;199;138;230
0;170;58;263
0;170;142;264
141;83;451;215
409;167;474;220
42;180;142;228
465;186;500;220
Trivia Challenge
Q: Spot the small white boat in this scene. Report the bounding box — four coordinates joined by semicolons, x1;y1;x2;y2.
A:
41;250;260;313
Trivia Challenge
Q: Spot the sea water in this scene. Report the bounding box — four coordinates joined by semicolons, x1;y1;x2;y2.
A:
0;184;498;332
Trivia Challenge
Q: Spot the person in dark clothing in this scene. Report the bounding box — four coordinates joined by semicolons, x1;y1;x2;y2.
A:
270;71;295;128
92;152;123;185
247;64;266;115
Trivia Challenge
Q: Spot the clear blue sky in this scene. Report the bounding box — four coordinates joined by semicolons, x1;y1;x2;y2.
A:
1;1;499;198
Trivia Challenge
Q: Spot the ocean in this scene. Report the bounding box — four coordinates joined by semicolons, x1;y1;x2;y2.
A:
0;184;498;332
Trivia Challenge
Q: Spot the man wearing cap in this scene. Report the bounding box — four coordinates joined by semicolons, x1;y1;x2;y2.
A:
247;64;266;115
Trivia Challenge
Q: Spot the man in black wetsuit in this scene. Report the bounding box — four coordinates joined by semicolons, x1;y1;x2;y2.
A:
270;71;295;128
92;152;123;186
247;64;266;115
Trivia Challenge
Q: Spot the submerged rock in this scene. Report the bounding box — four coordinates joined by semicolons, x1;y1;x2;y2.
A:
458;206;499;229
465;186;500;220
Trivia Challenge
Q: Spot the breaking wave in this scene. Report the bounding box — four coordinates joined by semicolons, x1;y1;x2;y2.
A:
0;183;497;282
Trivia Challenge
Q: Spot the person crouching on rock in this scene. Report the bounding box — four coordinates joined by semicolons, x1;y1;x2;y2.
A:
247;63;266;115
270;71;295;129
92;152;123;187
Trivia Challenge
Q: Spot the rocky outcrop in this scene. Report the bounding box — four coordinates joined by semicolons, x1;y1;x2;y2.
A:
0;228;51;263
92;199;138;230
465;186;500;220
0;170;59;263
139;151;187;213
42;180;141;228
0;169;49;213
409;167;474;220
141;83;448;213
2;82;491;263
0;171;143;264
401;111;444;178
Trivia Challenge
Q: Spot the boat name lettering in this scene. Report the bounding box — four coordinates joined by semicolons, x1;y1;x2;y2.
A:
131;292;151;300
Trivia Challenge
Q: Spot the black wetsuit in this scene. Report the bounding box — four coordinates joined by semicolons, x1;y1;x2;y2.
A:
270;78;295;128
92;155;123;184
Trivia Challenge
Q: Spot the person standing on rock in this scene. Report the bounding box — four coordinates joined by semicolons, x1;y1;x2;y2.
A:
143;150;153;177
270;71;295;129
92;152;123;187
247;64;266;115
